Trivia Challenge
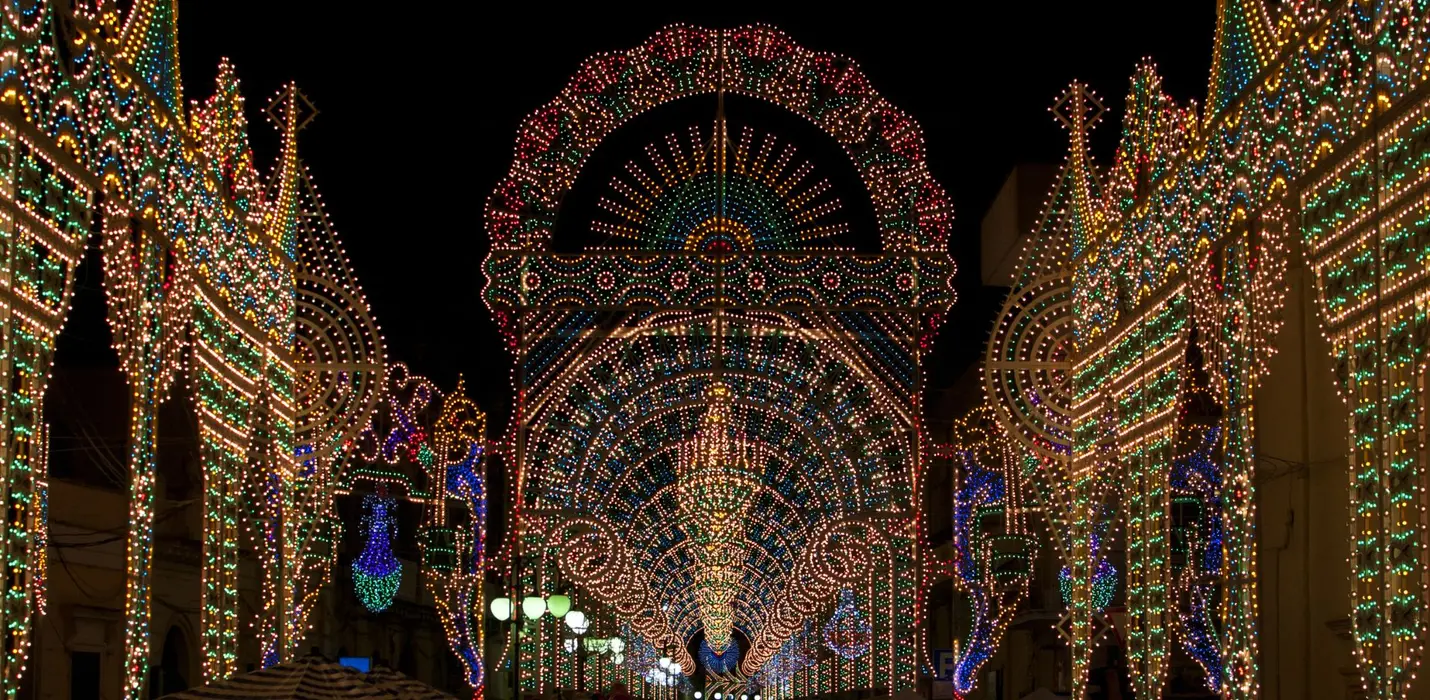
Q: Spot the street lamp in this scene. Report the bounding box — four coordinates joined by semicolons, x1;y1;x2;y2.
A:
546;593;571;619
565;609;591;692
490;590;557;700
565;610;589;635
521;595;546;621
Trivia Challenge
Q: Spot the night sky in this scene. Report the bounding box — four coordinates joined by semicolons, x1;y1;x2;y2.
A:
165;4;1214;425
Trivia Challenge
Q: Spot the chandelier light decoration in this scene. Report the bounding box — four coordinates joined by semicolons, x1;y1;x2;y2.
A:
822;590;871;661
352;494;402;613
678;383;764;655
485;24;953;699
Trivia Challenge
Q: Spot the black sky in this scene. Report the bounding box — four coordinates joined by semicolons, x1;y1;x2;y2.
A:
170;3;1215;424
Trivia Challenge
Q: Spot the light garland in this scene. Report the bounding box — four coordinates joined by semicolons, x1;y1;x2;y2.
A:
756;621;814;697
1058;560;1116;614
426;378;489;697
27;5;1430;700
248;84;384;672
986;81;1128;700
351;366;489;697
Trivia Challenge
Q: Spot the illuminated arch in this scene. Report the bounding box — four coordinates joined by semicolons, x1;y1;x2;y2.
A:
525;311;913;645
486;24;953;695
485;24;952;256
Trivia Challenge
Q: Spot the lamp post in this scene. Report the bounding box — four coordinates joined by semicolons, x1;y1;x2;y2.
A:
488;595;521;700
651;651;686;700
493;596;624;700
610;635;626;668
588;631;626;694
491;586;569;700
565;609;589;692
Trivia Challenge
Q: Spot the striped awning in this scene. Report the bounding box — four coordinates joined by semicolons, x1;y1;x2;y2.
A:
161;654;397;699
365;667;457;699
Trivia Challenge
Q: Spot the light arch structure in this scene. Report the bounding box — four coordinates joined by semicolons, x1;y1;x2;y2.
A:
484;24;954;697
986;2;1430;700
1;3;386;697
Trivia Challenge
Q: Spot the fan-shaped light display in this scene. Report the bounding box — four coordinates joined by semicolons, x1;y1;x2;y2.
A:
700;638;741;675
594;124;848;252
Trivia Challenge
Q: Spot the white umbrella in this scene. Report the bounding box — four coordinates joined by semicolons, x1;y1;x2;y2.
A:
160;653;391;699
